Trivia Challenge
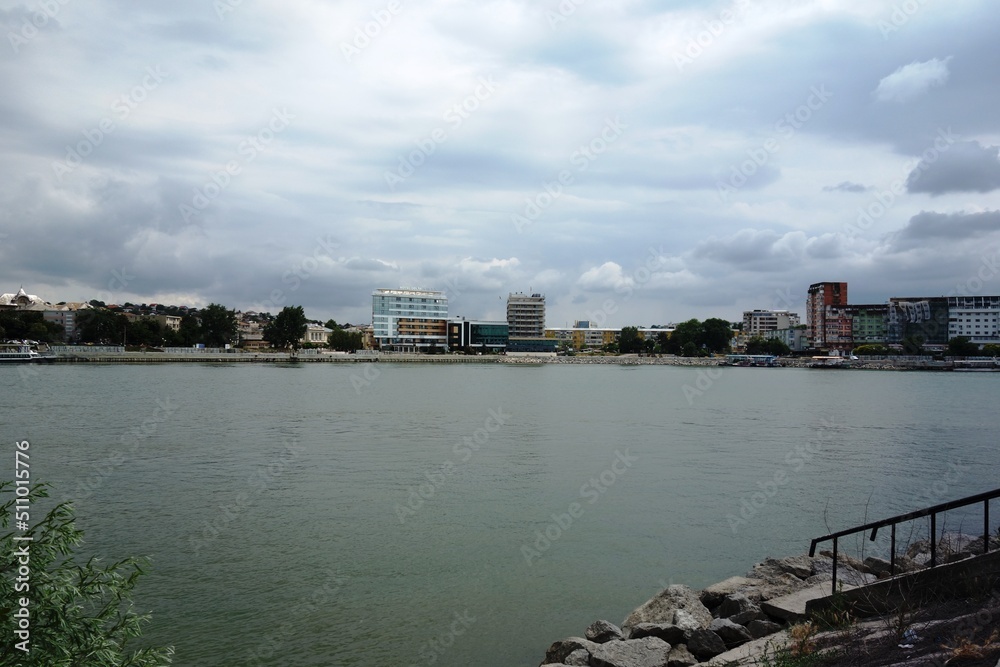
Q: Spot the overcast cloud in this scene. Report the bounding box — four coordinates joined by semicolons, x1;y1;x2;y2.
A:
2;0;1000;326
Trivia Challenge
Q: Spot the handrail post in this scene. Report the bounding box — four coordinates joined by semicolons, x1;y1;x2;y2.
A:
890;523;896;576
930;512;937;568
832;536;839;595
986;499;991;555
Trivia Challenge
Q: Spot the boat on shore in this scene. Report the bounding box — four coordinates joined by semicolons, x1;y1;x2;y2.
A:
719;354;781;367
0;342;54;363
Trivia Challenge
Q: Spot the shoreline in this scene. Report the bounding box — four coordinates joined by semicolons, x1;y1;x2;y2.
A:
30;351;976;371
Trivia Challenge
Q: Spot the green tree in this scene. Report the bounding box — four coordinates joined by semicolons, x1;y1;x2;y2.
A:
853;344;889;356
0;311;63;343
328;327;363;352
701;318;734;353
667;319;702;355
947;336;979;357
618;326;643;354
198;304;238;348
1;482;173;665
264;306;308;350
982;343;1000;357
177;316;201;347
745;336;790;356
77;309;128;345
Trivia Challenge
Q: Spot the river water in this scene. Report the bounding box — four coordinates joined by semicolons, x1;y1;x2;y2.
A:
2;363;998;666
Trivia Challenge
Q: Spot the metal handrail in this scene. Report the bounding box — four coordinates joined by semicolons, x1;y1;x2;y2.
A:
809;488;1000;595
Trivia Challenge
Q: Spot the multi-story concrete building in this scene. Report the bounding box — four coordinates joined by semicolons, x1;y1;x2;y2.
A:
764;327;809;352
946;295;1000;346
372;288;448;351
742;309;801;337
844;305;889;347
447;319;508;352
887;297;949;348
506;293;545;338
806;282;848;348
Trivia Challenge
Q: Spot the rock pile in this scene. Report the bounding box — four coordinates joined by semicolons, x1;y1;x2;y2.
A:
537;535;997;667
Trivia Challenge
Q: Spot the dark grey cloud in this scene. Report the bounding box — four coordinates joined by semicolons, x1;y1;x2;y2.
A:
887;210;1000;251
906;141;1000;195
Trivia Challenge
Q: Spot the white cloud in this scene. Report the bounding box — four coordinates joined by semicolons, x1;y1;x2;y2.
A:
874;57;952;103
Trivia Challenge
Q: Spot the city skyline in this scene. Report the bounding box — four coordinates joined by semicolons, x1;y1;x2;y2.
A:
2;2;1000;326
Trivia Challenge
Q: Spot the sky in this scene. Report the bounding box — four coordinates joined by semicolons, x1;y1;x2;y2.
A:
2;0;1000;328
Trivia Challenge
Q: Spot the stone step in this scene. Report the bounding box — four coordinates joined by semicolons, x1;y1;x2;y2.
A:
760;582;856;623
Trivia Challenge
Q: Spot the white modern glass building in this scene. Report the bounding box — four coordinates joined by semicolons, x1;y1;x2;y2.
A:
371;289;449;351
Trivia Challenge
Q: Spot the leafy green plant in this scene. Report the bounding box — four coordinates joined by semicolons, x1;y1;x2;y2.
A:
1;482;173;666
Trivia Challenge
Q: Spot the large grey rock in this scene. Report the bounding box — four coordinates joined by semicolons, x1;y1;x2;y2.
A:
810;556;876;586
589;636;672;667
667;644;698;667
672;609;702;633
623;585;713;630
730;607;767;625
715;593;756;619
686;628;727;660
709;618;753;648
563;648;590;666
586;620;624;643
747;619;783;638
700;576;765;608
543;637;600;665
626;623;687;645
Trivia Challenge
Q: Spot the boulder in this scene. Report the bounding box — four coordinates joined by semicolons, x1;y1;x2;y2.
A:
730;608;767;625
673;609;703;633
747;619;783;639
667;644;698;667
811;555;877;586
700;576;765;608
715;593;756;619
587;620;625;643
543;637;600;665
626;623;687;645
589;637;672;667
686;629;727;660
709;618;753;648
563;648;591;666
623;585;713;630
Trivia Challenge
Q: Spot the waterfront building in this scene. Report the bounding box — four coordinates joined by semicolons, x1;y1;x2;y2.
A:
887;297;949;348
946;295;1000;346
447;319;508;352
301;324;333;346
742;310;801;337
764;327;809;352
506;293;545;339
372;288;449;351
0;287;45;310
806;282;848;348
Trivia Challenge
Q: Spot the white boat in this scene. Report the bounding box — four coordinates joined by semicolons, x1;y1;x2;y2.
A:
0;343;50;363
807;355;852;368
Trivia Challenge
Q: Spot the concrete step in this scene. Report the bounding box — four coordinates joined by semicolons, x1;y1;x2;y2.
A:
760;582;856;623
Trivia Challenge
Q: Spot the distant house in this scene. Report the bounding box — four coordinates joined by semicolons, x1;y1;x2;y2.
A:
301;324;333;346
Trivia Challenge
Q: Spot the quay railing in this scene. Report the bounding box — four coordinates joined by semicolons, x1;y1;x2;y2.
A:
809;487;1000;595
